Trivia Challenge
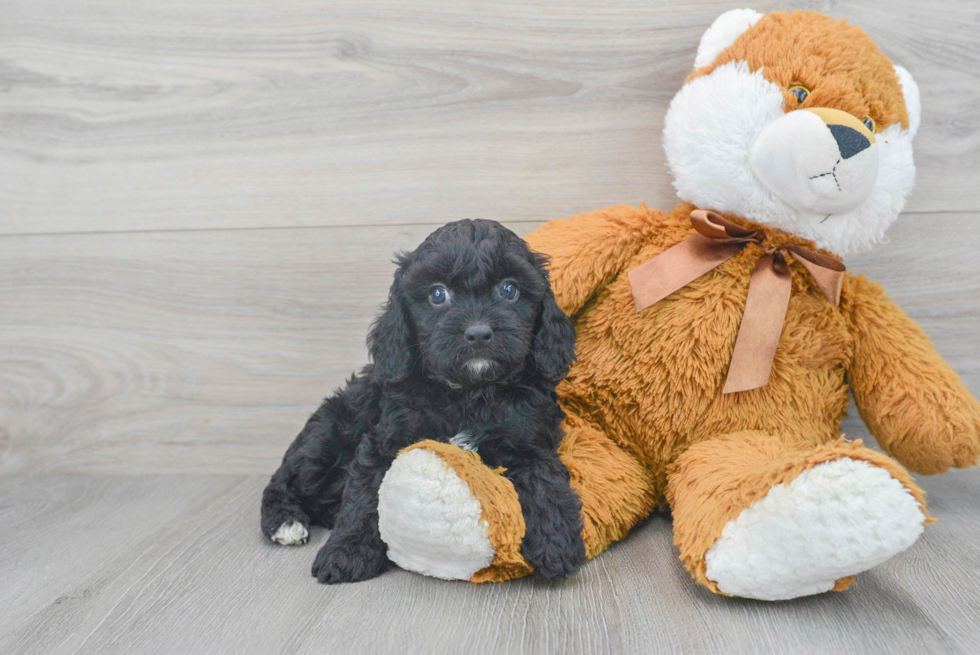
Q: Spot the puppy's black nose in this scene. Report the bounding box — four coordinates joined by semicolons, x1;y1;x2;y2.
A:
464;323;493;344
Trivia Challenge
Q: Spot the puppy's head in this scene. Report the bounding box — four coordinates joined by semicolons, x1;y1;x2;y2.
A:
368;219;575;387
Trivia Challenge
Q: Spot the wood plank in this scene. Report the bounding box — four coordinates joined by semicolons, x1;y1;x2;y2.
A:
1;0;978;236
0;475;243;638
888;466;980;650
1;467;978;654
0;475;335;655
2;213;977;475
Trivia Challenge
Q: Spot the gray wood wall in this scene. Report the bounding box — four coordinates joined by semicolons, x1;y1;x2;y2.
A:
2;0;978;475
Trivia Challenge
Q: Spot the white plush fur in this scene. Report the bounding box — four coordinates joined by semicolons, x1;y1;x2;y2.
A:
663;60;917;256
749;108;879;215
694;9;763;70
378;448;495;580
704;458;926;601
894;64;921;137
270;521;308;546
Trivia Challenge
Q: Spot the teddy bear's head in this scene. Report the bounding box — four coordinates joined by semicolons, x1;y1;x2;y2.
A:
663;9;920;256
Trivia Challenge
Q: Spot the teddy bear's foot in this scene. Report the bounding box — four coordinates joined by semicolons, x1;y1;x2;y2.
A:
377;440;532;582
378;447;495;579
668;432;930;601
704;456;925;600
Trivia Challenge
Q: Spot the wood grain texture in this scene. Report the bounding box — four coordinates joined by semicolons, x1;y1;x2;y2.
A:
2;213;977;475
0;467;978;655
1;0;978;236
0;475;243;640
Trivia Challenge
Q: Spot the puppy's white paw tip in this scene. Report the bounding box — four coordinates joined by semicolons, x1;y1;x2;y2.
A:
271;521;309;546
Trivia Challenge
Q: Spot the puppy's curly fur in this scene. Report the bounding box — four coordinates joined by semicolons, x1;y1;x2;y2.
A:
261;219;585;584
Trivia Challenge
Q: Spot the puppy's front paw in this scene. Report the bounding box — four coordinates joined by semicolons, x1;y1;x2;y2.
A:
527;546;586;581
311;540;388;584
270;521;309;546
523;530;586;581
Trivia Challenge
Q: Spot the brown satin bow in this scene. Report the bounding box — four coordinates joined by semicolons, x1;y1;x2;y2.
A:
628;209;846;394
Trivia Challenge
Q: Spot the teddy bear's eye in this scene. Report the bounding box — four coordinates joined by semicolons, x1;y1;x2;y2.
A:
863;116;875;132
788;85;810;103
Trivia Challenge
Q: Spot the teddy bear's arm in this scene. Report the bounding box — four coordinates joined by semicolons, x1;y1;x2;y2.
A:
844;273;980;474
525;205;662;317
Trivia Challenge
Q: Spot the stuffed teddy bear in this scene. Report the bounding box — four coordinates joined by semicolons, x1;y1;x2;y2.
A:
375;9;980;600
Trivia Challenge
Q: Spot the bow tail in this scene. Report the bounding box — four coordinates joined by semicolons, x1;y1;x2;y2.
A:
629;234;743;312
722;253;793;394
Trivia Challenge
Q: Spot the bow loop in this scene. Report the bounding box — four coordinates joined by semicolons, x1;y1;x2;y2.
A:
783;245;846;305
690;209;764;243
628;210;846;394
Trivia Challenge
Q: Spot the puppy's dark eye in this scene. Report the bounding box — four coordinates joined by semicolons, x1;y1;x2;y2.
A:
499;281;519;301
788;85;809;104
429;285;450;306
863;116;875;132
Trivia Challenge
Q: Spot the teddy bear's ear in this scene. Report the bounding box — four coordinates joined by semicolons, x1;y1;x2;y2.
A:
694;8;764;69
893;65;921;139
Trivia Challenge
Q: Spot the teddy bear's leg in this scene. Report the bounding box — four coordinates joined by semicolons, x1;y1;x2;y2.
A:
377;418;656;582
557;415;659;559
666;431;930;601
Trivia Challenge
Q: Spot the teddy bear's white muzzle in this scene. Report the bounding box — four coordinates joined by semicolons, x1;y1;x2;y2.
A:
749;108;878;217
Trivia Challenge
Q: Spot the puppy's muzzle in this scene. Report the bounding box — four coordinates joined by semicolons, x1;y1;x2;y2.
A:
749;107;878;216
461;322;495;379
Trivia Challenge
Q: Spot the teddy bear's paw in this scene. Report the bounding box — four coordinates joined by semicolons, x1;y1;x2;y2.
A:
934;416;980;472
704;457;926;601
377;448;495;580
269;521;309;546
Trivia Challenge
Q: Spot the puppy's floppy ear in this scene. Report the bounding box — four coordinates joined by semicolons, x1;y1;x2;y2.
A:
368;267;414;382
531;254;576;383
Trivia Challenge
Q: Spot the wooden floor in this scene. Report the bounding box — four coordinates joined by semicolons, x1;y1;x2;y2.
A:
2;1;979;653
2;460;980;655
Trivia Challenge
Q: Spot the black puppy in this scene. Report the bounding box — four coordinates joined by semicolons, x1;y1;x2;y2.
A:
261;219;586;584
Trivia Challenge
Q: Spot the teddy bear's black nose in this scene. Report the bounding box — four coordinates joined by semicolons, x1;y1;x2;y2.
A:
464;323;494;344
828;124;871;159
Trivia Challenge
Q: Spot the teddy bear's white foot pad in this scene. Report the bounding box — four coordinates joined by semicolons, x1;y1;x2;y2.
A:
270;521;308;546
704;457;926;600
378;449;495;580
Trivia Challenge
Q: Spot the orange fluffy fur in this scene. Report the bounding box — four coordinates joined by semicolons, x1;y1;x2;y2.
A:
693;11;910;132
